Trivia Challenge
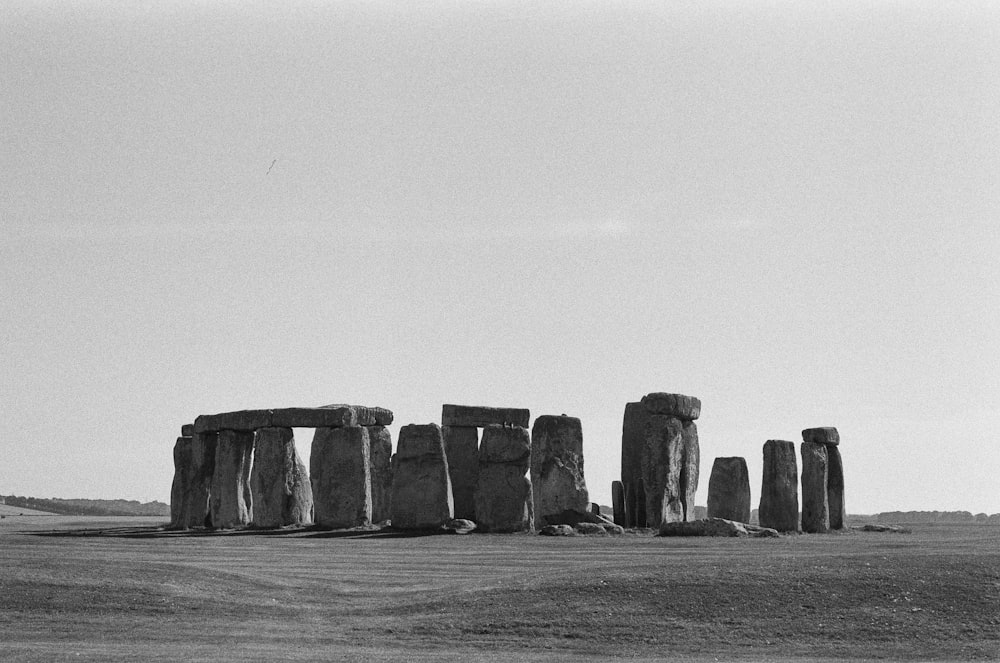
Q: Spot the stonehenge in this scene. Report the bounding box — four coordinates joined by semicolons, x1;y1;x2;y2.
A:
390;423;453;529
759;440;800;532
802;427;845;531
249;427;312;528
210;429;254;529
707;457;751;523
475;424;533;533
311;425;373;529
616;393;700;528
530;415;590;528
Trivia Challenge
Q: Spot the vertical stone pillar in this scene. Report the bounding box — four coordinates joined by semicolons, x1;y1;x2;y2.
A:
443;425;479;521
680;421;700;522
827;445;845;530
619;402;645;527
249;427;313;528
475;425;533;533
611;480;626;527
530;415;589;528
210;429;254;529
759;440;799;532
187;431;217;528
800;441;830;533
390;423;453;529
169;434;193;528
803;427;844;530
707;456;751;523
643;415;685;526
310;426;372;529
369;425;393;524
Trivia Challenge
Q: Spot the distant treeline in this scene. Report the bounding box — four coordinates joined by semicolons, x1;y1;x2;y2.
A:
876;511;1000;525
1;495;170;517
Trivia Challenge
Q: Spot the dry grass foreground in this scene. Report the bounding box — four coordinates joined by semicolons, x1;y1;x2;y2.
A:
1;516;998;662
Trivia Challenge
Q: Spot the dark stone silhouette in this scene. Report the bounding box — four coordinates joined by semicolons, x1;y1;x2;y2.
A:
391;423;453;529
707;456;751;523
475;425;533;533
759;440;799;532
800;441;830;533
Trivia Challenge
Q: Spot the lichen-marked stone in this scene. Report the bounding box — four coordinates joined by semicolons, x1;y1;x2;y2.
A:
443;426;479;521
369;426;393;524
391;423;453;529
680;420;700;521
310;426;372;529
707;456;751;523
642;415;685;527
800;441;830;533
249;427;312;528
827;445;846;530
210;429;254;529
530;415;590;528
475;425;533;533
759;440;799;532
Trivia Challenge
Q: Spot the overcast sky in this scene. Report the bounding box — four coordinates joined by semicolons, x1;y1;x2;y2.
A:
2;1;998;514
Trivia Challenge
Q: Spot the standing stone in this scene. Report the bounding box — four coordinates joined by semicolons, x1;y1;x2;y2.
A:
620;402;645;527
611;480;626;527
827;445;845;530
391;423;453;529
530;415;590;527
642;415;685;527
310;426;372;529
369;425;393;524
680;421;700;522
187;431;217;528
759;440;799;532
707;457;751;523
443;426;479;521
249;427;312;528
475;425;533;533
210;429;254;529
169;436;193;528
801;441;830;533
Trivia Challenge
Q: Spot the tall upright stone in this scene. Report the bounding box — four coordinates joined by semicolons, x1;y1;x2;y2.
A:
680;420;700;521
310;426;372;529
611;480;626;527
707;457;751;523
169;435;194;528
249;427;312;528
368;425;393;524
643;415;685;526
800;441;830;533
759;440;799;532
475;425;533;533
619;402;646;527
443;426;479;521
185;431;217;528
210;429;254;529
391;423;453;529
530;415;590;527
826;445;845;530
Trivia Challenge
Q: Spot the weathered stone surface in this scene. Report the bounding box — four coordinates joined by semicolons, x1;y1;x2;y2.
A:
827;445;845;530
194;405;393;433
707;457;751;523
169;436;193;528
574;522;609;536
680;420;699;521
310;426;372;529
210;429;254;529
368;426;393;523
181;424;195;437
539;524;576;536
659;518;780;538
620;402;646;528
759;440;799;532
182;432;217;528
441;404;530;428
801;441;830;534
390;424;453;529
442;518;476;534
642;415;685;527
475;425;533;533
640;392;701;420
531;415;589;529
443;426;479;521
802;427;839;446
249;427;312;528
612;480;626;527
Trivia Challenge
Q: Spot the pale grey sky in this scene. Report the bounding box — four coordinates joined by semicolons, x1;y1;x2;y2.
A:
2;1;998;513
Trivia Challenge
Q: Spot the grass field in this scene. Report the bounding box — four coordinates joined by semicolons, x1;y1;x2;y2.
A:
1;516;997;662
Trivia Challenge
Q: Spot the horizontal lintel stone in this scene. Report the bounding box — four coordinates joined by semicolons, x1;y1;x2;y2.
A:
640;393;701;420
194;405;393;433
441;404;530;428
802;427;839;446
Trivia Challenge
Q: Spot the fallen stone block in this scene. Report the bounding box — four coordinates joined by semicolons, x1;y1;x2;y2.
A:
391;423;453;529
539;524;576;536
441;404;530;428
659;517;779;538
574;522;610;536
441;518;476;535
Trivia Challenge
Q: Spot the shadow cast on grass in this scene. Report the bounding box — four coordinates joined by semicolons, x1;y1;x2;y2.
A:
23;525;454;540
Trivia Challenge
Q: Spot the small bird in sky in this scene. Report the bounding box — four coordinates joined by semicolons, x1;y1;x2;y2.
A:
266;159;277;175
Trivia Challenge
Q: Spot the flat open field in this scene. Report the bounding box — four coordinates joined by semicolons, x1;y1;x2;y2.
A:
1;516;997;662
